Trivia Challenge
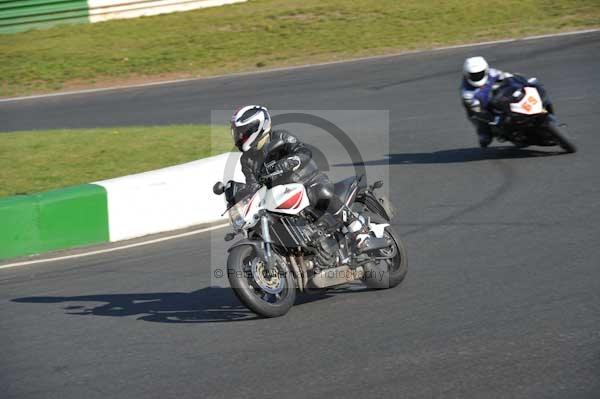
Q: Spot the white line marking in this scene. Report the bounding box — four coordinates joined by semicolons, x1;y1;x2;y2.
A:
0;223;229;270
1;28;598;103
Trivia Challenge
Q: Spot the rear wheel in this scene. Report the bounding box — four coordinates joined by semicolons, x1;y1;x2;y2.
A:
227;245;296;317
361;214;408;289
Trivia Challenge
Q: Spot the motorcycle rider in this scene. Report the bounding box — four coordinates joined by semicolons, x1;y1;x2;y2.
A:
461;56;555;148
230;105;366;240
461;56;514;148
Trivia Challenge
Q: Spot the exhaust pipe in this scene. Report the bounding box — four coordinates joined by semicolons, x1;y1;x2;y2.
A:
309;265;364;288
288;256;304;292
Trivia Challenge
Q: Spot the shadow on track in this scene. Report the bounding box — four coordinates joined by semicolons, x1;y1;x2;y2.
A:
334;146;563;166
12;286;363;323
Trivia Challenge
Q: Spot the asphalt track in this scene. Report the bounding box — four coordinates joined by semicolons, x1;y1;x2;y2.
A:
2;32;600;398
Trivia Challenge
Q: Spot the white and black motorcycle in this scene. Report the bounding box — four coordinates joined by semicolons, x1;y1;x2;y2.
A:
486;75;576;153
213;172;407;318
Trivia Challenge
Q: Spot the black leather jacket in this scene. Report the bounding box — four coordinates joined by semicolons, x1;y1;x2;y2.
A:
240;130;321;195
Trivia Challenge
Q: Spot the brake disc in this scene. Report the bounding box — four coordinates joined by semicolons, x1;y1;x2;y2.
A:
251;257;285;295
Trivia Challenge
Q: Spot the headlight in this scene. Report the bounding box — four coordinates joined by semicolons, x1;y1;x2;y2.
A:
228;195;252;230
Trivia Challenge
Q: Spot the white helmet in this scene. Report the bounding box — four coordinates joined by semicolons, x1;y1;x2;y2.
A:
231;105;272;152
463;56;489;88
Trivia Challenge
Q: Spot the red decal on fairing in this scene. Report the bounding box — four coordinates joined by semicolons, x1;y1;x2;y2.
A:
292;192;304;209
245;196;256;216
277;191;303;209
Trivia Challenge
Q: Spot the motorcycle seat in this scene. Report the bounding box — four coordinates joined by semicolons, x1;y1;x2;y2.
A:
334;177;359;205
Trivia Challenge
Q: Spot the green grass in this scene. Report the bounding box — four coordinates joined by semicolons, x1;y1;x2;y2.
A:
0;125;233;197
1;0;599;97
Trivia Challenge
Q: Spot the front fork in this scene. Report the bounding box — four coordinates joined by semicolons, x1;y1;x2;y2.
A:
260;212;276;272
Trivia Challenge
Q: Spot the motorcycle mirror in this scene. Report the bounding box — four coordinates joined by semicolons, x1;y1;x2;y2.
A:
213;182;225;195
372;180;384;190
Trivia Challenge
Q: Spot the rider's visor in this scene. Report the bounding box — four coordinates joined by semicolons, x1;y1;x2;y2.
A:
469;71;486;83
232;120;260;148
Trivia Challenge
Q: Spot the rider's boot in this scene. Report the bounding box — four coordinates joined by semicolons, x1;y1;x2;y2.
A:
343;211;371;252
477;122;493;148
479;133;493;148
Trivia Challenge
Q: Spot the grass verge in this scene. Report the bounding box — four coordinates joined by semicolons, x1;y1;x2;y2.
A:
1;0;599;97
0;125;232;197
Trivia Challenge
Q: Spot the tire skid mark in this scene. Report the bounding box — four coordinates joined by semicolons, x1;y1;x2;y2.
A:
402;160;515;237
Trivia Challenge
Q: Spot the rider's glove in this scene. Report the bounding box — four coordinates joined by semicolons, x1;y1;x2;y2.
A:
277;156;301;173
464;95;482;113
488;115;503;127
258;173;273;185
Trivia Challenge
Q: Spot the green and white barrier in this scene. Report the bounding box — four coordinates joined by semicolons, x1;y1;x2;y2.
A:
0;152;242;260
0;184;109;259
95;152;243;241
0;0;246;34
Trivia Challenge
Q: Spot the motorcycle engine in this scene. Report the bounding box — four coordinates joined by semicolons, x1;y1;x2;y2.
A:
313;234;339;268
268;215;342;269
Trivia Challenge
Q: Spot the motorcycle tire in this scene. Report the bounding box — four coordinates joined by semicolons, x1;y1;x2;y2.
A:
227;245;296;318
547;123;577;153
361;214;408;289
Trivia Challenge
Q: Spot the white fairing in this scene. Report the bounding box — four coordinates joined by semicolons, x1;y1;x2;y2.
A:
368;222;389;238
265;183;310;215
510;87;545;115
232;183;310;230
232;182;390;246
240;187;266;228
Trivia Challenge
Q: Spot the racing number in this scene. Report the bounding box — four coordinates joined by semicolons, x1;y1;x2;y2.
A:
522;95;538;112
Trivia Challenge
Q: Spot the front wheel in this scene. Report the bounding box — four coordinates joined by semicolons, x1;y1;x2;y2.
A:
547;123;577;153
361;215;408;289
227;245;296;318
